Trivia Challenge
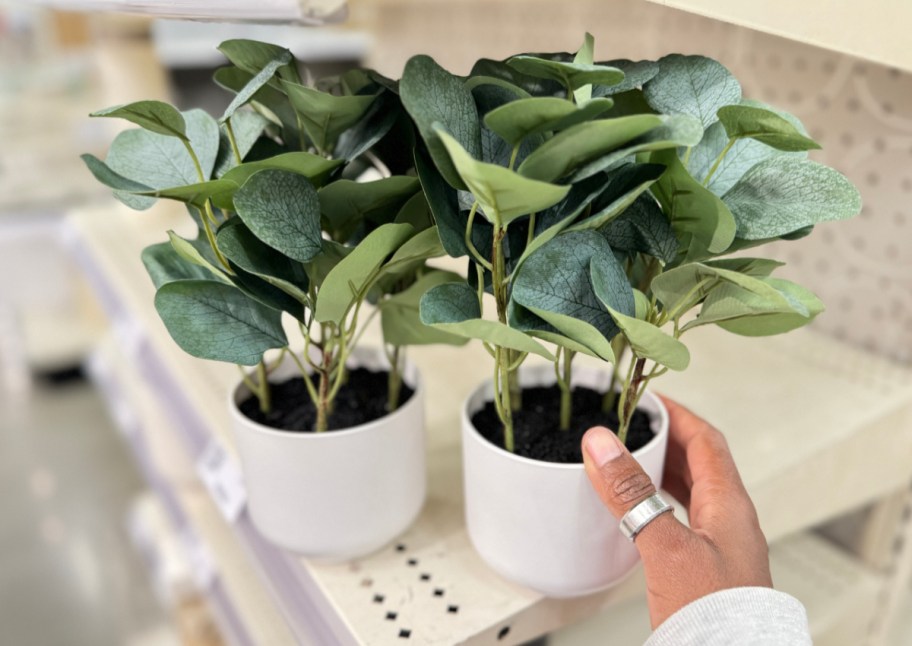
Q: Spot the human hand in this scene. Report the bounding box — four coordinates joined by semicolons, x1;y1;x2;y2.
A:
581;395;772;628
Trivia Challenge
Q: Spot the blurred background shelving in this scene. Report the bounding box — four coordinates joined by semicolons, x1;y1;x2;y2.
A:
2;1;912;645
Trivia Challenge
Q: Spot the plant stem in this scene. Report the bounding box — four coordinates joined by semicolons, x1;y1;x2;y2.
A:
386;345;403;412
490;224;516;451
617;357;646;446
315;349;332;433
255;359;271;414
602;336;627;412
225;117;243;165
702;138;735;187
556;348;574;431
465;202;493;271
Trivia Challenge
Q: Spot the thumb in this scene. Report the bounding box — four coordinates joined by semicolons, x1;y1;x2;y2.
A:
582;426;659;519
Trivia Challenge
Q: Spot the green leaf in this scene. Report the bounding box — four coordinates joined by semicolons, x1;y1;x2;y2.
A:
470;58;564;97
217;39;299;84
221;49;292;122
508;301;610;360
632;289;650;320
139;179;239;208
167;231;228;281
105;109;220;192
513;231;632;343
643;54;741;128
600;194;677;264
380;271;469;347
651;261;793;317
233;170;323;263
141;242;213;289
318;176;420;240
220;152;343;191
517;114;663;182
91;100;187;139
592;59;659;97
716;279;824;336
723;157;862;240
215;218;309;304
571;113;703;181
213;65;301;143
685;277;806;330
334;91;400;161
314;223;415;324
400;54;482;190
483;97;614;147
572;32;596;104
281;80;377;153
687;100;808;195
601;304;690;370
567;163;665;232
414;150;469;257
701;257;784;277
306;240;351;286
435;128;570;226
717;105;820;152
506;56;624;93
419;282;554;359
81;153;151;191
394;191;433;231
649;148;736;262
378;226;445;280
154;280;287;365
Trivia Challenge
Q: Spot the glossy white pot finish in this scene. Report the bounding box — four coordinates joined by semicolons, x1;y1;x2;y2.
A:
230;347;425;561
462;364;669;597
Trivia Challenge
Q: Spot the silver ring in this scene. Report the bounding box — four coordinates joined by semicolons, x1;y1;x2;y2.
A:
619;493;673;541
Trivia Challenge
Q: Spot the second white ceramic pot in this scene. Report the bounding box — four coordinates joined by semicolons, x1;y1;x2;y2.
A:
462;363;669;597
230;346;426;562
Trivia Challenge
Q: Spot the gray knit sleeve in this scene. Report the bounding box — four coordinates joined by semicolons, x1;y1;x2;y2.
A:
644;587;812;646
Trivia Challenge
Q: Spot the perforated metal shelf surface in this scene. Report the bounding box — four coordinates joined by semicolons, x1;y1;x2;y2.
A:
67;204;911;644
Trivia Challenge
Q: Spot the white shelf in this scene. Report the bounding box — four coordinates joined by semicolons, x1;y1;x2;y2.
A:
31;0;347;25
642;0;912;73
151;21;370;68
66;203;912;644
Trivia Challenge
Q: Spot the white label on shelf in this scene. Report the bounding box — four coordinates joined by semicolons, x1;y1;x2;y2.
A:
196;440;247;524
182;529;216;591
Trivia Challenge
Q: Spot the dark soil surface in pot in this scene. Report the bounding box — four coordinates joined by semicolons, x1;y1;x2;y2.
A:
239;368;414;432
472;385;654;463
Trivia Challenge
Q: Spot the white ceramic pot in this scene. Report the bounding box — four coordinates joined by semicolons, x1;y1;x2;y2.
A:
229;347;426;561
462;363;669;597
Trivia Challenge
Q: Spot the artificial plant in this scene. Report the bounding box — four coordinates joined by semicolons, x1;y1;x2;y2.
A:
83;39;464;431
402;35;860;452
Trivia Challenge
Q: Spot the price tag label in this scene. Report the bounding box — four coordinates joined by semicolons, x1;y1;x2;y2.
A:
196;440;247;524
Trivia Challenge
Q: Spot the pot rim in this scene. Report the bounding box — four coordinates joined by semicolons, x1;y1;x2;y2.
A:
461;363;669;470
228;346;423;441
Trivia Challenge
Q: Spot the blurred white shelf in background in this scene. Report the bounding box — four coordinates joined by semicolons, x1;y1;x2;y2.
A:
151;20;370;68
643;0;912;72
31;0;347;25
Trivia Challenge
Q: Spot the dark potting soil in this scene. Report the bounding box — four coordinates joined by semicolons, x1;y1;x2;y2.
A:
239;368;414;432
471;385;654;464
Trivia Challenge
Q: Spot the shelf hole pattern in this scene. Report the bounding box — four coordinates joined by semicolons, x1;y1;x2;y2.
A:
367;0;912;366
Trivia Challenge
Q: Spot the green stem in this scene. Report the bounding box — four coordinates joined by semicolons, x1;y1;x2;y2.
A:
556;348;574;431
617;357;646;446
255;360;270;414
225;118;243;165
386;345;403;412
315;349;332;433
508;144;520;170
602;336;627;412
702;138;735;187
491;225;515;451
465;202;493;271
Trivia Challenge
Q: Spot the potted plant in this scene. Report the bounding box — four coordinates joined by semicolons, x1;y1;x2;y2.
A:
400;35;861;596
82;39;464;560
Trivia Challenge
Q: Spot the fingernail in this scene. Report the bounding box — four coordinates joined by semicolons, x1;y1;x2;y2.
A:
584;427;623;467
